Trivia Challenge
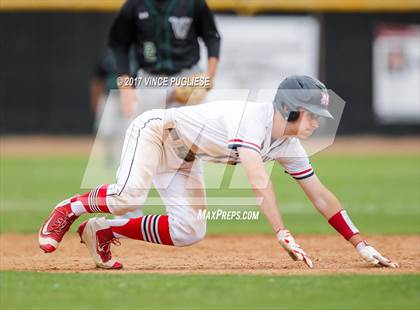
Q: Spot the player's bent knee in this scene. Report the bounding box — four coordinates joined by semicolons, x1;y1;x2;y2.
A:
169;217;206;247
106;185;148;215
173;229;206;247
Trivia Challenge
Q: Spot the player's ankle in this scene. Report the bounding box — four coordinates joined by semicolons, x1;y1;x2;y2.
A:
70;200;86;216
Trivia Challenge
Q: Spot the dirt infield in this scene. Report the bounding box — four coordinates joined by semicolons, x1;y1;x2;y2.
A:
1;135;419;156
1;234;418;275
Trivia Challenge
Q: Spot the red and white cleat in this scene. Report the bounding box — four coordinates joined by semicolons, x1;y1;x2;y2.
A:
77;217;123;270
38;197;79;253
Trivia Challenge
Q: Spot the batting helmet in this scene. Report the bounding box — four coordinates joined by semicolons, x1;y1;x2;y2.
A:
273;75;333;120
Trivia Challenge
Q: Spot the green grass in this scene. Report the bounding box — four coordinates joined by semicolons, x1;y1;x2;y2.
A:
1;155;419;309
1;272;419;310
1;154;419;234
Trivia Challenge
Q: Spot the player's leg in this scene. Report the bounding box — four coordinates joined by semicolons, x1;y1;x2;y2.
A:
76;169;206;269
38;111;165;253
75;124;206;269
78;161;207;269
154;163;207;247
110;110;145;220
94;166;206;247
111;70;168;220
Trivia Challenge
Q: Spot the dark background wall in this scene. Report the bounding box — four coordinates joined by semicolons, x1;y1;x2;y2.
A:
0;12;116;134
0;12;419;134
323;13;420;134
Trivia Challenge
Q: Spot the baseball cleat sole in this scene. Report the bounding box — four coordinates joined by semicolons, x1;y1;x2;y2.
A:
38;234;59;253
102;261;123;269
39;243;57;253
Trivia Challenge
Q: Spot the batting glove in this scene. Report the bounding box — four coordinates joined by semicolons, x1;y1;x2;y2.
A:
277;229;313;268
356;242;399;268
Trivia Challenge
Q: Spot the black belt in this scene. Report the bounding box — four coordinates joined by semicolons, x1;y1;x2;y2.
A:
167;128;196;162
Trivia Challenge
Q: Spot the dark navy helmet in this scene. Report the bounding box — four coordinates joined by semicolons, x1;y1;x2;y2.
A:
274;75;333;119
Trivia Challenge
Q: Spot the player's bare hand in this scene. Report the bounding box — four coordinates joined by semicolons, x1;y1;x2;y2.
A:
356;242;399;268
277;229;313;268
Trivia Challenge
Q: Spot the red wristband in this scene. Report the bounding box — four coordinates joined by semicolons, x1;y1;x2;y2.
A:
328;209;359;240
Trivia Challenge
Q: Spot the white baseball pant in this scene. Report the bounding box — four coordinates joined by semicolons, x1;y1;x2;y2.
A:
105;109;207;246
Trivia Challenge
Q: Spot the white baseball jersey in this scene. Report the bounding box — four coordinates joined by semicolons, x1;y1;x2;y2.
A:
168;100;314;180
105;101;313;245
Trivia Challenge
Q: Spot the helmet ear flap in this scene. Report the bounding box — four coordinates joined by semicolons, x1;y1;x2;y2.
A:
274;93;292;118
273;100;299;122
287;111;300;122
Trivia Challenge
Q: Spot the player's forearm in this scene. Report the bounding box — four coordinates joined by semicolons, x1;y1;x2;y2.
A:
117;75;136;118
316;193;364;246
239;148;285;233
311;188;342;219
314;190;363;246
252;180;285;233
207;57;219;79
299;177;364;247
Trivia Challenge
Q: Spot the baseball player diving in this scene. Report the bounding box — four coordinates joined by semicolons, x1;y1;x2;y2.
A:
39;76;399;269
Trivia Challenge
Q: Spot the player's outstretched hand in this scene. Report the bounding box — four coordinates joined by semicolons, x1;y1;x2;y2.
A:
277;229;313;268
356;242;399;268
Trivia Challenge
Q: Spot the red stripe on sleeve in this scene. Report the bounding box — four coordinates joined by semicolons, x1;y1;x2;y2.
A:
289;168;313;176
